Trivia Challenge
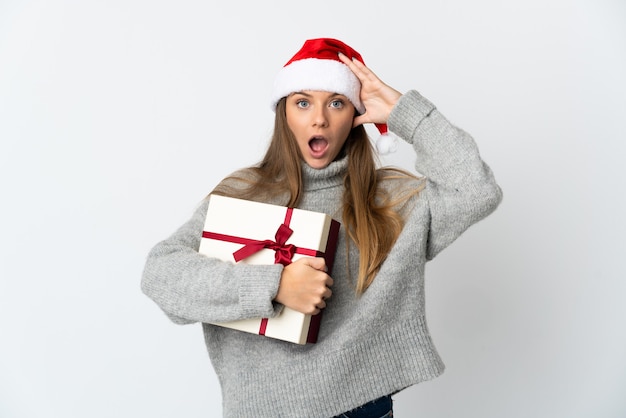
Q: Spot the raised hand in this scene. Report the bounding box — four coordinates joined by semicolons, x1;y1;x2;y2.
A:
338;52;402;129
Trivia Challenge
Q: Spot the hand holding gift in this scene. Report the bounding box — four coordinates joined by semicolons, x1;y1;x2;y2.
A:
276;257;333;316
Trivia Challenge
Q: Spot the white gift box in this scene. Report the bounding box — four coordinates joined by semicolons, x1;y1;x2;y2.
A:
199;194;340;344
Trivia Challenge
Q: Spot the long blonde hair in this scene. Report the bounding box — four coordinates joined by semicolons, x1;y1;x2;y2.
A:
211;98;422;294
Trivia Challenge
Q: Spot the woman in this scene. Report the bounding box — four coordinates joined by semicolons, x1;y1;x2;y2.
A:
142;38;502;418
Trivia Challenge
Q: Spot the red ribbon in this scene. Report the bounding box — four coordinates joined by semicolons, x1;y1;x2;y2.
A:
232;223;296;266
202;208;323;266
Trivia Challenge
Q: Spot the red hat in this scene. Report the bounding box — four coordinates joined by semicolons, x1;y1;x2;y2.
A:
270;38;365;113
270;38;398;154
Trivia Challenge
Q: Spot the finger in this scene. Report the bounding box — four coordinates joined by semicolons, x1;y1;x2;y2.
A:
338;52;380;83
338;52;369;79
305;256;328;272
337;51;355;68
325;275;334;288
352;113;369;129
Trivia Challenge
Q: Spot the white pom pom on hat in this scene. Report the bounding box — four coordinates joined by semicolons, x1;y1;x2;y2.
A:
270;38;397;154
374;123;399;155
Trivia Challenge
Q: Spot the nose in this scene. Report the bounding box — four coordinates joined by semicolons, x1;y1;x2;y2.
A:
312;106;328;128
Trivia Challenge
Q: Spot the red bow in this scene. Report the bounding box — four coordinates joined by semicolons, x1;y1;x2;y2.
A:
232;223;296;266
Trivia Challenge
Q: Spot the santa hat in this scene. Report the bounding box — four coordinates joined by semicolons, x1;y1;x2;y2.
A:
270;38;398;154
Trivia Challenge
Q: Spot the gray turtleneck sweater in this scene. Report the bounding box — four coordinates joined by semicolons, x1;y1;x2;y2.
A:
141;90;502;417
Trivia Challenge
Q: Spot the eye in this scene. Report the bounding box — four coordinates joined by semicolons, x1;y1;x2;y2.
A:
296;99;309;109
330;99;345;109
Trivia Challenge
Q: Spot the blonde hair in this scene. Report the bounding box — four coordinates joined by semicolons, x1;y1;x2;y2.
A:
211;98;423;294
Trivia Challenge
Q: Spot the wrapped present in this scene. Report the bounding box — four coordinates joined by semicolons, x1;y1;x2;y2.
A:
199;194;340;344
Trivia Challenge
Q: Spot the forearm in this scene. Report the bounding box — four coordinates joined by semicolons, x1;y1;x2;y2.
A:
389;90;503;259
141;198;284;324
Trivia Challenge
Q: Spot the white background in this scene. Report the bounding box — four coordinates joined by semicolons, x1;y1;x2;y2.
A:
1;1;625;417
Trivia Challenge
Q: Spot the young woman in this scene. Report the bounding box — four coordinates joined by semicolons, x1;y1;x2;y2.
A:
142;38;502;418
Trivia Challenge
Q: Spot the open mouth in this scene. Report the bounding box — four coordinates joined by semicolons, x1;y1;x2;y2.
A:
308;136;329;155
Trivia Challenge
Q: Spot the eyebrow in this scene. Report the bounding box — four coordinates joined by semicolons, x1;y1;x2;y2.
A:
291;91;344;98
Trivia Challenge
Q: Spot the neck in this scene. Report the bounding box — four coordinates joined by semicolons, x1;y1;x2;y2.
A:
301;158;347;192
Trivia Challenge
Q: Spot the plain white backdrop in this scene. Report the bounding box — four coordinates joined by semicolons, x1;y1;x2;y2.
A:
1;0;625;417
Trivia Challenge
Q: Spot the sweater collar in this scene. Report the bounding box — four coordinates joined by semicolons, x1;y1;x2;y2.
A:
301;157;347;191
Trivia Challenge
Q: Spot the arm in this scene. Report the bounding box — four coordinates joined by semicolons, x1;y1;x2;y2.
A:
141;197;285;324
338;53;502;260
388;90;503;259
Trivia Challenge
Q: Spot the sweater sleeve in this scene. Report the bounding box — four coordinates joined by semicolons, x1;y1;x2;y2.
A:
387;90;503;260
141;196;285;325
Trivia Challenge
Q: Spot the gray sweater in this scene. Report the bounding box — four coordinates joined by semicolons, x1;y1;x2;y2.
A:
141;90;502;417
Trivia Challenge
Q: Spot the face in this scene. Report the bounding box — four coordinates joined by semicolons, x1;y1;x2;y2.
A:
285;90;355;169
